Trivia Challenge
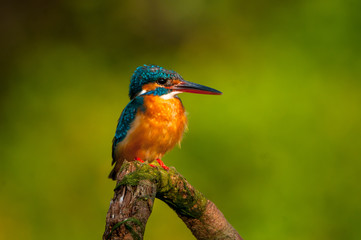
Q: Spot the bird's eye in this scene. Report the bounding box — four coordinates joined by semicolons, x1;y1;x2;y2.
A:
157;78;168;85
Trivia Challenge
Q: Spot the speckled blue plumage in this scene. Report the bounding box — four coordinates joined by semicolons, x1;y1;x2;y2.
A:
129;64;180;99
143;87;171;96
112;97;145;163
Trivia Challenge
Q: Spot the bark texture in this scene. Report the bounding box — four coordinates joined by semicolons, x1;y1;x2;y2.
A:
103;161;242;240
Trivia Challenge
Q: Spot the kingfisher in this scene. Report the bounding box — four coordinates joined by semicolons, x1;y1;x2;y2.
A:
109;65;222;180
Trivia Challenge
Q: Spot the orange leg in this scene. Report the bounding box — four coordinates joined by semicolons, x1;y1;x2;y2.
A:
135;157;157;168
134;157;144;163
156;159;169;171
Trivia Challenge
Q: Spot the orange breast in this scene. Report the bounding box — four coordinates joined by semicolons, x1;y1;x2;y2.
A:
116;95;188;162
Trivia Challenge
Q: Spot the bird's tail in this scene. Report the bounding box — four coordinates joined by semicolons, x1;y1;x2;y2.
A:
108;163;121;180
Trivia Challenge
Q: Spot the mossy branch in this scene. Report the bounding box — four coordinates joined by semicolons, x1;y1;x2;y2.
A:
103;161;242;240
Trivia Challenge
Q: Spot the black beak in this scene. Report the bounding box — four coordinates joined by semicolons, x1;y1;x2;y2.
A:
171;80;222;95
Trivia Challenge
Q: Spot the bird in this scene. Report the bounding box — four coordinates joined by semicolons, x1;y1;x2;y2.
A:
109;64;222;180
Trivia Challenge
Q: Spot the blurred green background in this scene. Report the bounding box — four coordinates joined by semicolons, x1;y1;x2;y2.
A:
1;0;361;239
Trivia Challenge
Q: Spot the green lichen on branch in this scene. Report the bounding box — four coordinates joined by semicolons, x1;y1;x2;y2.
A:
105;160;242;240
156;168;207;218
114;163;158;190
106;218;143;240
114;161;208;218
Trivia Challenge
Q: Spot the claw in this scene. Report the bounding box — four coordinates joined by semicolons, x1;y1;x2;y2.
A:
134;157;144;163
156;159;169;171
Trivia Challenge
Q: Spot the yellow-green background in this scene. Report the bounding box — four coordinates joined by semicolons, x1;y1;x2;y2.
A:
1;1;360;239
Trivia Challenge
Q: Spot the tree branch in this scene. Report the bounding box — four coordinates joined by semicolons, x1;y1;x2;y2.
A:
103;161;242;240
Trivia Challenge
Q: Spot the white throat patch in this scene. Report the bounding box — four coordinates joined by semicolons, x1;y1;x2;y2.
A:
160;91;182;100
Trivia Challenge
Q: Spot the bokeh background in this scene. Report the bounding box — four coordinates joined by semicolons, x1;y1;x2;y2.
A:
1;0;361;239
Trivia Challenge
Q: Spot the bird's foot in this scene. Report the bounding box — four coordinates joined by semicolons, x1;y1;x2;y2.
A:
135;157;157;168
134;157;144;163
156;159;169;171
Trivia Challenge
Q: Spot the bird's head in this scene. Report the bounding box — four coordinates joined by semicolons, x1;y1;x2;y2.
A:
129;64;222;99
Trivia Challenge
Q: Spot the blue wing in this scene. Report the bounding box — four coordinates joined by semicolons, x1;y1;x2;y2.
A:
112;97;145;165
